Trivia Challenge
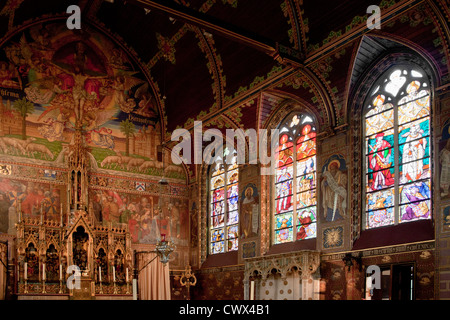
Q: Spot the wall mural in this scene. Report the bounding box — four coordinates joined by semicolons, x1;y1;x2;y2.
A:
0;22;185;179
0;176;65;234
0;22;189;249
89;188;189;245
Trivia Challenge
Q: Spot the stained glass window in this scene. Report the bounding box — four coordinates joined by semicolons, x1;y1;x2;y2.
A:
364;66;431;229
209;149;239;254
274;114;317;244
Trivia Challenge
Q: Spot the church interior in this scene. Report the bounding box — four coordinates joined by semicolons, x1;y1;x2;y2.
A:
0;0;449;301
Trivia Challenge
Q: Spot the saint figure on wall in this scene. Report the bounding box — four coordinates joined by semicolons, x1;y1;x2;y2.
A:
240;184;259;239
321;156;347;222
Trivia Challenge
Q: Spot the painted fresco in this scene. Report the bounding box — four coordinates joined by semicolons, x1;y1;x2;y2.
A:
89;188;189;245
0;22;185;180
0;177;66;233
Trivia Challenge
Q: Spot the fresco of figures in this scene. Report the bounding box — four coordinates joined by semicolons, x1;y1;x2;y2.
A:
0;177;66;233
0;22;185;180
89;189;189;245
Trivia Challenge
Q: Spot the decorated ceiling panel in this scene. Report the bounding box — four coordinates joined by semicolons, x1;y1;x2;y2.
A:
0;0;448;150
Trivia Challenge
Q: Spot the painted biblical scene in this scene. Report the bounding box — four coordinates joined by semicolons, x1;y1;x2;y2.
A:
0;22;185;180
0;177;67;233
89;189;189;245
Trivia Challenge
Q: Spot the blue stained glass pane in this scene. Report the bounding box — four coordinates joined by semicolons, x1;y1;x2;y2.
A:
211;228;224;242
275;228;293;244
367;207;394;229
275;212;293;229
400;200;431;222
211;241;225;254
297;157;316;176
400;181;431;204
398;118;429;144
227;210;239;225
227;183;239;199
227;196;239;212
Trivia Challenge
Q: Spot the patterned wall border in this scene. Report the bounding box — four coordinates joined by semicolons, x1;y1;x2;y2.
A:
321;240;435;261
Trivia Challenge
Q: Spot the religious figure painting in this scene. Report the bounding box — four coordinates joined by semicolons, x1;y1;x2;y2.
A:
0;177;65;232
321;155;347;222
89;189;189;246
0;22;183;179
239;183;259;240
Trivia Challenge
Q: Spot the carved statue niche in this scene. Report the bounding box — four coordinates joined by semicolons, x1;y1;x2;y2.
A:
114;249;124;282
95;248;108;282
25;243;39;281
72;226;89;272
45;244;60;282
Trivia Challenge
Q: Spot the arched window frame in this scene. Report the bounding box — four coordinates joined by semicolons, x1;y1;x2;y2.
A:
363;63;433;229
272;112;318;244
208;148;239;254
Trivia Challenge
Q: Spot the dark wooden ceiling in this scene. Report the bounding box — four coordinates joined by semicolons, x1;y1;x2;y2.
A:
0;0;448;143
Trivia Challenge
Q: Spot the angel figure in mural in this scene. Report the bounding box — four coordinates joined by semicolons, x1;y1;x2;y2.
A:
321;160;347;222
110;73;140;113
401;182;431;221
38;107;71;142
23;41;147;138
133;82;158;118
